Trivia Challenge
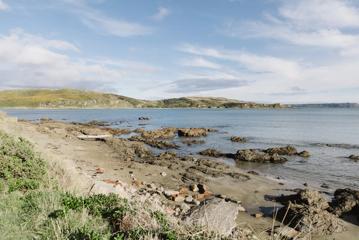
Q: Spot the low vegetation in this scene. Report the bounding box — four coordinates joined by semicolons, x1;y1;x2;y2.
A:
0;131;183;240
0;89;283;109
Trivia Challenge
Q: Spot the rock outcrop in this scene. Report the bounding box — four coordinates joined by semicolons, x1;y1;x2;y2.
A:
230;136;246;143
330;188;359;220
235;149;288;163
274;189;346;236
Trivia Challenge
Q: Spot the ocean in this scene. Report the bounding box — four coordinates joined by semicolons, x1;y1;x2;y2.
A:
4;108;359;190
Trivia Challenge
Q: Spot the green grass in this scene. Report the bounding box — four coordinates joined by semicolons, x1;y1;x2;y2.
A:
0;130;183;240
0;88;283;109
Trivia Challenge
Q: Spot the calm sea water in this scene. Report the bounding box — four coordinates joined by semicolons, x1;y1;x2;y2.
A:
3;108;359;190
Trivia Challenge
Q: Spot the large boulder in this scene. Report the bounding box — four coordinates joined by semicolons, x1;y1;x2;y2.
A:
184;198;239;237
274;189;346;236
330;188;359;219
178;128;211;137
140;128;177;139
264;145;298;156
198;148;224;158
230;136;246;143
235;149;287;163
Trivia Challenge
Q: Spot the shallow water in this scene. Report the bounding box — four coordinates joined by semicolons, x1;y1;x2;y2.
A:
4;108;359;190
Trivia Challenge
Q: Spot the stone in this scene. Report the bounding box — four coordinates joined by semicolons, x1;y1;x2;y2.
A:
185;195;194;204
253;213;263;218
164;190;179;199
173;195;185;202
238;204;246;212
197;184;208;194
184;198;240;237
298;150;310;158
264;145;298;156
160;171;167;177
189;184;199;192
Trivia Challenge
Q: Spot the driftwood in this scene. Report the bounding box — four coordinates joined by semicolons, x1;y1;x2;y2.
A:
77;134;112;140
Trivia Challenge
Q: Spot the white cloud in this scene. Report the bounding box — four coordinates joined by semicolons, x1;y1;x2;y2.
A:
152;7;170;21
179;44;301;79
0;29;157;91
63;0;152;37
223;0;359;54
0;0;8;11
178;43;359;102
279;0;359;29
180;57;221;69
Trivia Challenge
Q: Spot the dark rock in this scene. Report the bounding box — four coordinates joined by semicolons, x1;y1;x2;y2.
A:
349;155;359;161
298;150;310;158
178;128;209;137
198;148;224;158
141;128;177;139
264;145;298;156
138;117;150;120
230;136;246;143
235;149;287;163
330;188;359;219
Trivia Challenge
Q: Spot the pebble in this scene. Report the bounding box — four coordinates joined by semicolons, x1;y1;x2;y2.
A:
173;195;185;202
254;213;263;218
160;172;167;177
164;190;179;198
197;184;208;194
238;204;246;212
185;195;193;203
190;184;199;192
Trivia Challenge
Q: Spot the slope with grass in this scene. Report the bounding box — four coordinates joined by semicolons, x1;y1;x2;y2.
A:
0;130;181;239
0;89;283;109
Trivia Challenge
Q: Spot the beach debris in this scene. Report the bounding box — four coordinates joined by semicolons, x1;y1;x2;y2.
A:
230;136;246;143
274;189;346;235
184;198;240;237
272;226;299;239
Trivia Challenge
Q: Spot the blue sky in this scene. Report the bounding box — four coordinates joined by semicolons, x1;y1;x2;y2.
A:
0;0;359;103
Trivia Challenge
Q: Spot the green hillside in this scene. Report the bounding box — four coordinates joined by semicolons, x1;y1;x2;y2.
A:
0;89;283;109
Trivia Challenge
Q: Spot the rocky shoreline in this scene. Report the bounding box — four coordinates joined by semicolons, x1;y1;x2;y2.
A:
1;114;359;239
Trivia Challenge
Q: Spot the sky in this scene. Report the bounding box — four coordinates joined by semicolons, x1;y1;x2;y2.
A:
0;0;359;103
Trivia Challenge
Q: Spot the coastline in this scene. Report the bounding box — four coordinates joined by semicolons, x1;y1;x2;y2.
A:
1;112;358;239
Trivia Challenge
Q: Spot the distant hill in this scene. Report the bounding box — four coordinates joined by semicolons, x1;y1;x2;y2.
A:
0;89;283;109
291;103;359;108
